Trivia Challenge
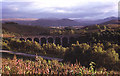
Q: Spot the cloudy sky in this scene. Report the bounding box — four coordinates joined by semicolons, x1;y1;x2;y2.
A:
1;0;119;19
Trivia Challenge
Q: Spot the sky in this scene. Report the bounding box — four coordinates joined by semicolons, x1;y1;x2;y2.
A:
1;0;119;19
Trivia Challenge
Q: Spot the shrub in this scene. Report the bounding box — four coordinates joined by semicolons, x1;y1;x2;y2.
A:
64;42;120;71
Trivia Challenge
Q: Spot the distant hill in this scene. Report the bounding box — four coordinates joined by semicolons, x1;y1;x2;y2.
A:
2;17;118;26
30;18;81;26
74;17;118;25
100;20;120;25
2;18;81;26
2;22;50;36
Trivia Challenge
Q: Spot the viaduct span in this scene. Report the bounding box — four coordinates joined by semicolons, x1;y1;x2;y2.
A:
16;35;83;47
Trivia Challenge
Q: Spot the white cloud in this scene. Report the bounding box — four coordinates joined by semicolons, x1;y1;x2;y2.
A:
12;7;18;11
2;0;119;11
1;0;119;19
2;0;119;3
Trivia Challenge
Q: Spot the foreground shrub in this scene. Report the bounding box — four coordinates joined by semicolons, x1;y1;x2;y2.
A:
2;55;119;75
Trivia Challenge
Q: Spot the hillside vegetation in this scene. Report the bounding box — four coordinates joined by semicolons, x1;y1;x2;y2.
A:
2;22;50;36
2;22;120;74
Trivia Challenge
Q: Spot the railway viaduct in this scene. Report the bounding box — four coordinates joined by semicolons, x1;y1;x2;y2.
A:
16;35;84;47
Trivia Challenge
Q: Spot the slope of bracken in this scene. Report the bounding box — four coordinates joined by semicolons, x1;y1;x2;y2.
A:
1;55;120;75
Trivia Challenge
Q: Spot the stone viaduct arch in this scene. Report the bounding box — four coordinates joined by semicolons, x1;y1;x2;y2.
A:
26;38;32;41
18;35;79;47
62;37;68;47
41;37;46;46
48;37;53;43
55;37;61;45
20;38;25;41
34;38;39;43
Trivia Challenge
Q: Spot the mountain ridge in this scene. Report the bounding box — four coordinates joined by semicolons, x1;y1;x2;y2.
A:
2;16;118;26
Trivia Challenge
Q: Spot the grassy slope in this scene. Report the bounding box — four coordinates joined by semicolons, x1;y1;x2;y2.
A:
2;23;50;36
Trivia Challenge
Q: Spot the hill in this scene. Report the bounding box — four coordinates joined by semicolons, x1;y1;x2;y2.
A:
100;20;120;25
74;17;118;25
2;17;118;26
2;22;50;36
